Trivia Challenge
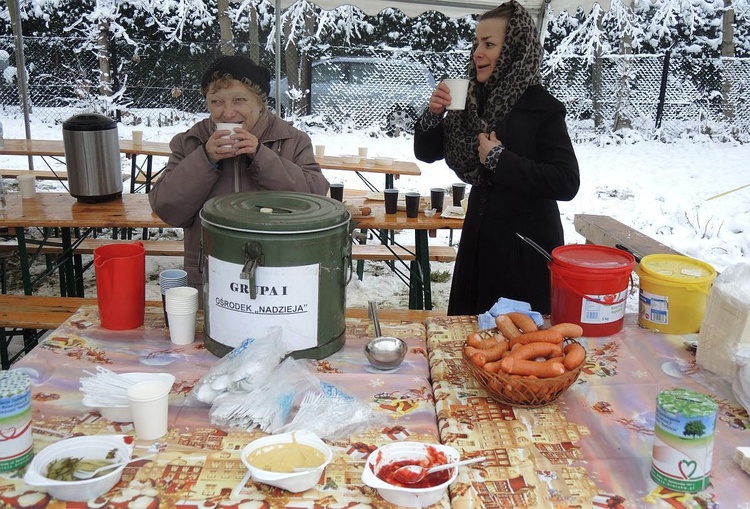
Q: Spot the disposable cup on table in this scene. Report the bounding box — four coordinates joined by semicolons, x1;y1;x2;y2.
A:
430;188;445;212
329;183;344;202
452;183;467;207
132;130;144;146
358;147;369;159
315;145;325;158
443;79;469;110
127;381;171;440
167;310;197;345
405;192;420;218
384;189;399;215
17;174;37;199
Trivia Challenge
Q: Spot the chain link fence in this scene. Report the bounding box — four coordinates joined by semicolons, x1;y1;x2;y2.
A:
2;37;750;139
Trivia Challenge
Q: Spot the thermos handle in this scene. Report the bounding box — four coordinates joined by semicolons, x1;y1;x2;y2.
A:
241;241;264;299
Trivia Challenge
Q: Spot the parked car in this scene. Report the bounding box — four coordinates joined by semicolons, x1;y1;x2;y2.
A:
270;56;436;135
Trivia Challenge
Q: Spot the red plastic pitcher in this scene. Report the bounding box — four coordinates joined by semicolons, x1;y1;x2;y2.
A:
94;242;146;330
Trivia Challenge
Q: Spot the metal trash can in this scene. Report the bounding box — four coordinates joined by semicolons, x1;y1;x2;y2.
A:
62;113;123;203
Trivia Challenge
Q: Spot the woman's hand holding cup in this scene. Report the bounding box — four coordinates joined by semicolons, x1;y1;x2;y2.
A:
428;82;453;115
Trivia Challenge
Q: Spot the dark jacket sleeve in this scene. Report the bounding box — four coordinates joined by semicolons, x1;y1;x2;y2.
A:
413;111;446;163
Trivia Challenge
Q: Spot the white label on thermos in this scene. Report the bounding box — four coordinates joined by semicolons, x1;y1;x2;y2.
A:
208;256;319;351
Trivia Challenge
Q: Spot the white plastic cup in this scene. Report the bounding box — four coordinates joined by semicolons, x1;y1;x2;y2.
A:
358;147;369;159
17;174;37;199
315;145;326;158
132;130;144;146
215;122;243;146
444;79;470;111
167;311;197;345
159;269;188;294
127;381;171;440
165;286;198;311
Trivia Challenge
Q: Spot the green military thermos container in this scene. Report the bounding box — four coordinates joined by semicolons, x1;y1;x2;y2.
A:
200;191;352;359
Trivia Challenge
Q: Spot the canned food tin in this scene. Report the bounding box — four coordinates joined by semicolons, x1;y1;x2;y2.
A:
0;370;33;471
650;388;718;492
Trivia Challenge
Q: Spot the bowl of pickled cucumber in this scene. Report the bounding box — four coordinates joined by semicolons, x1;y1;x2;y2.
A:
23;435;134;501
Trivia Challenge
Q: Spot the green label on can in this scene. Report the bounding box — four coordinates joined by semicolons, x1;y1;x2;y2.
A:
650;388;718;493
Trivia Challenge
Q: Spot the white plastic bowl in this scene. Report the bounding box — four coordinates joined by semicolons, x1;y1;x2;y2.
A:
361;442;460;508
241;431;333;493
341;154;361;164
82;372;175;422
23;435;134;502
374;157;395;167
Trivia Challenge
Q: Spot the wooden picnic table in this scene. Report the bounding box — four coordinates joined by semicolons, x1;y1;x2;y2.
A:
316;155;421;190
0;138;171;193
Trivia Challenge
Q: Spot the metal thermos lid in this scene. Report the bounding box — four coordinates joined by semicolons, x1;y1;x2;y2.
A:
63;113;117;132
201;191;350;233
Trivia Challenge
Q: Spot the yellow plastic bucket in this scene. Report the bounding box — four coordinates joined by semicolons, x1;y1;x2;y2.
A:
636;254;717;334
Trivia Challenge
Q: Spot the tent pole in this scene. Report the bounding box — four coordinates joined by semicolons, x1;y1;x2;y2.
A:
537;0;551;45
275;0;282;117
7;0;34;167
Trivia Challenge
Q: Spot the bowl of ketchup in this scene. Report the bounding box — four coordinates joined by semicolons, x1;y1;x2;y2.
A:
361;442;460;507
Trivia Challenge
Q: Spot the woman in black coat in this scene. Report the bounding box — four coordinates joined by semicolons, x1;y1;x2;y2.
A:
414;0;579;315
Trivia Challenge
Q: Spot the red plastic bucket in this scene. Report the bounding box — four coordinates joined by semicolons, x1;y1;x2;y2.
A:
549;245;636;337
94;242;146;330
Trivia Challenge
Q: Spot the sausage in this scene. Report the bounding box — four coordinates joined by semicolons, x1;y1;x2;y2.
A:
499;357;566;378
477;340;509;362
508;329;564;349
563;343;586;370
506;312;539;333
466;333;497;349
464;346;487;366
482;360;503;373
495;314;521;339
549;322;584;339
508;341;563;361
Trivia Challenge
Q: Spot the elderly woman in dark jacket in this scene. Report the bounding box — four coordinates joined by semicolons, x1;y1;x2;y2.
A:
414;0;579;315
150;55;329;301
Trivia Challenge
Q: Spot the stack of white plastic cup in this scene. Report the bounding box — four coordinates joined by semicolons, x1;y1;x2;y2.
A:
164;286;199;345
159;269;188;326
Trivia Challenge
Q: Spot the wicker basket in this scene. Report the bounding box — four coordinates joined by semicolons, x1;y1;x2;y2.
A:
462;329;584;408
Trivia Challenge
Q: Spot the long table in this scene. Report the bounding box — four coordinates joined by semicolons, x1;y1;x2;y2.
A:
0;138;172;193
347;195;463;310
427;314;750;508
0;193;166;297
0;305;445;508
4;308;748;508
316;155;421;191
0;193;461;309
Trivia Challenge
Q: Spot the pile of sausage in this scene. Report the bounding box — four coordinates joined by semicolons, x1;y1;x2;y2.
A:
464;312;586;379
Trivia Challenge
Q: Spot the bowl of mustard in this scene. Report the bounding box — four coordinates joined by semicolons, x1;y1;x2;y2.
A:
241;431;333;493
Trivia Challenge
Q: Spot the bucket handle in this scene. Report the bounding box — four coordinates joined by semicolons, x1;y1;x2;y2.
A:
343;255;353;286
555;272;635;306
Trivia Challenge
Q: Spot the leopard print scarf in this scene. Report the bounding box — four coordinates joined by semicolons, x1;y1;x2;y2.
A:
444;0;543;185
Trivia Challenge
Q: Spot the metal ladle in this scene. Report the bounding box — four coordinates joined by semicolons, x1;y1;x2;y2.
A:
365;301;407;370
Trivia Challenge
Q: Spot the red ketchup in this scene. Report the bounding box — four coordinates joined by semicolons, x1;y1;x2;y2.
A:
374;446;451;489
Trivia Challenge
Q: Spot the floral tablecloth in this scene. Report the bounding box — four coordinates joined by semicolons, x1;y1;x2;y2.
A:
426;314;750;509
0;306;442;509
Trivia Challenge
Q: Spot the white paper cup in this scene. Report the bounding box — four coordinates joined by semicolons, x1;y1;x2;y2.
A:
216;122;243;136
315;145;326;158
17;174;37;199
165;286;198;305
358;147;368;159
127;381;171;440
167;311;197;345
444;79;469;110
132;130;143;145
